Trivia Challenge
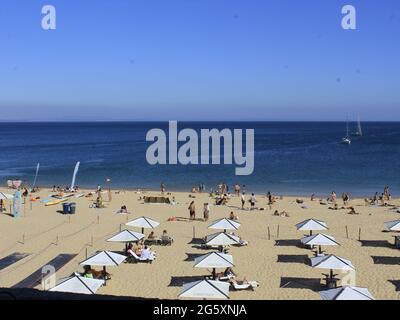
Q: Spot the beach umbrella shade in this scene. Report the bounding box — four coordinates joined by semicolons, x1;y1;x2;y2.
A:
0;192;14;200
301;233;339;254
205;232;240;251
194;252;234;279
179;279;230;300
384;220;400;232
49;274;104;295
319;286;374;300
80;250;126;267
126;216;160;234
107;229;145;251
296;219;328;236
79;250;126;284
208;218;241;232
310;254;355;279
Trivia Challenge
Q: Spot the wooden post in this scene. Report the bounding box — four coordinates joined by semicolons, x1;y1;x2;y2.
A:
358;228;361;241
267;226;271;240
119;223;122;232
22;234;25;245
345;226;349;239
55;235;58;245
85;247;88;259
193;226;196;239
277;225;280;238
69;215;71;224
97;216;100;224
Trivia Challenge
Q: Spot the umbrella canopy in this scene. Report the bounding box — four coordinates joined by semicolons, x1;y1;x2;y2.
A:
79;251;126;267
194;252;234;269
179;279;230;299
208;218;241;231
296;219;328;234
319;286;374;300
126;216;160;233
301;233;339;246
384;220;400;231
205;232;240;246
311;255;355;271
107;230;145;243
50;275;104;294
0;192;13;200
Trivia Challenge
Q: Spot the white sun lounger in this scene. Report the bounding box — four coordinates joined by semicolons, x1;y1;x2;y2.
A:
231;280;259;291
127;250;155;263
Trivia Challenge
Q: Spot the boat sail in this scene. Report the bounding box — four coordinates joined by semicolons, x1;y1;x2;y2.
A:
341;116;351;145
352;115;362;137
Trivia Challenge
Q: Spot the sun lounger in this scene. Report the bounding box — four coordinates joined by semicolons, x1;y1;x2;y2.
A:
127;250;155;263
231;280;259;291
160;236;174;246
218;274;236;281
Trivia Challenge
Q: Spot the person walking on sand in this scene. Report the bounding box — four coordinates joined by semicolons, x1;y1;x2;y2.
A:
342;192;349;206
250;193;257;210
241;192;246;210
188;201;196;220
234;184;240;196
329;191;337;203
160;182;166;194
203;203;210;221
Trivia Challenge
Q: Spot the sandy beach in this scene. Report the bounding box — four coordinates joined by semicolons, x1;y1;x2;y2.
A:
0;187;399;300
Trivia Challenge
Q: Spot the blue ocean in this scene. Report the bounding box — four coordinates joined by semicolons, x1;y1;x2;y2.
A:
0;122;399;197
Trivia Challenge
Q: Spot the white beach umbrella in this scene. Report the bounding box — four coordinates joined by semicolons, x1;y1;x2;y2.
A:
384;220;400;232
126;216;160;234
0;192;14;200
296;219;328;236
301;233;339;254
208;218;241;232
319;286;374;300
49;274;104;295
311;254;355;279
107;230;145;243
179;279;230;300
194;252;234;279
206;232;240;248
80;251;126;267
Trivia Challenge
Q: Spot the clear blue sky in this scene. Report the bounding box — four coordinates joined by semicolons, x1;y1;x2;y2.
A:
0;0;399;121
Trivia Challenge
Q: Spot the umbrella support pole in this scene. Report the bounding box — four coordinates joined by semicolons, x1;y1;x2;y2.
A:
103;266;107;286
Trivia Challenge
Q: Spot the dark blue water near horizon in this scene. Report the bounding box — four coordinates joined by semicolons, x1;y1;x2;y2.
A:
0;121;399;197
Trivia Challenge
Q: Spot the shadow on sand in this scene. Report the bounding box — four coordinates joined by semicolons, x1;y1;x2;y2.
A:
277;255;309;265
280;277;323;292
371;256;400;265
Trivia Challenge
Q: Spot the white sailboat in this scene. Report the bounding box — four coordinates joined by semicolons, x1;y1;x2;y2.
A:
352;115;362;137
341;117;351;145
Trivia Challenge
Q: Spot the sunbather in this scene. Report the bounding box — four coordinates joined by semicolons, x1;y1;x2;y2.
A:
230;277;259;290
161;230;174;245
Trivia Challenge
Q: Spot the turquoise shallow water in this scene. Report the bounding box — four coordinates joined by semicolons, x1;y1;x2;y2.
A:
0;121;399;197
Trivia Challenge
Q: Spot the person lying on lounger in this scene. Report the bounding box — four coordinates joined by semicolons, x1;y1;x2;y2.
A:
229;277;260;290
148;231;156;240
83;265;110;280
116;205;130;214
140;246;156;260
161;230;174;244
